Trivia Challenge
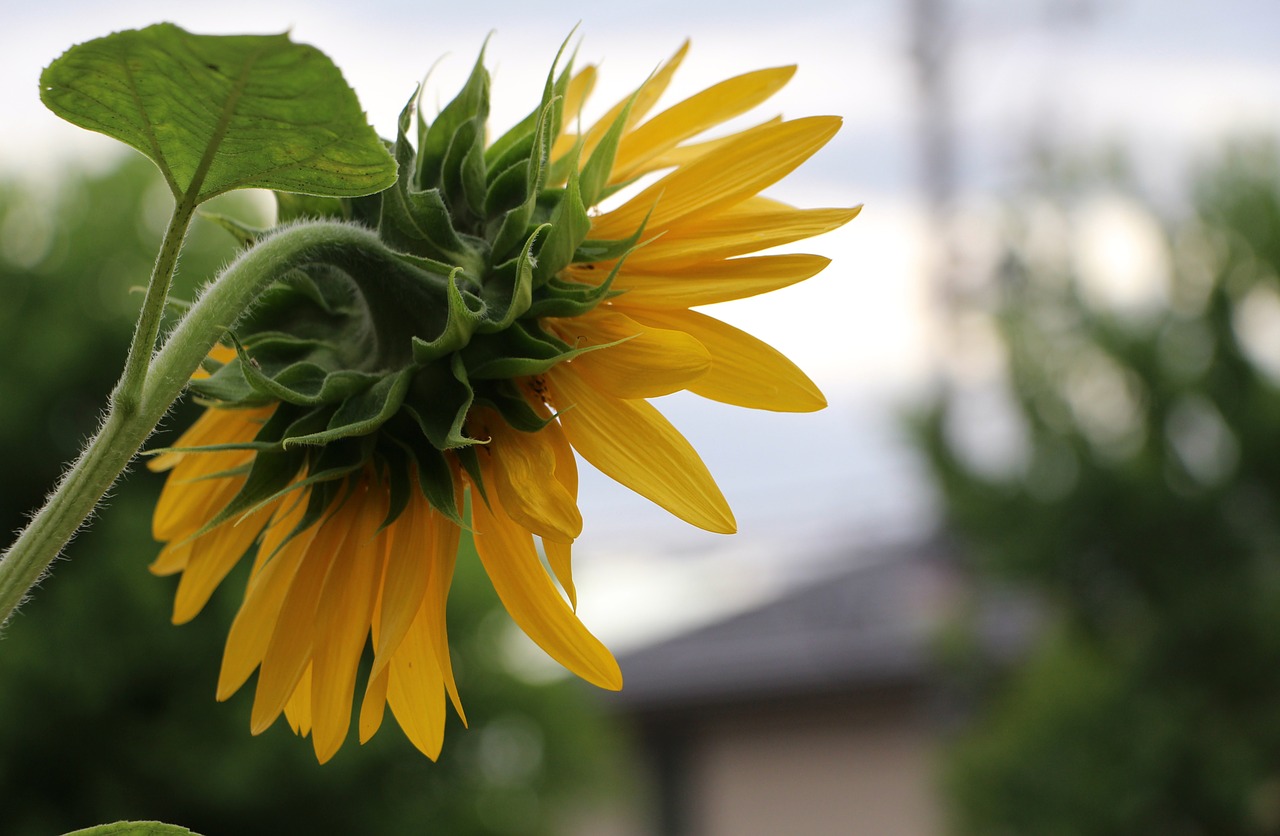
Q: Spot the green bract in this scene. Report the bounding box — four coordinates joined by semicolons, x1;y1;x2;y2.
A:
176;40;639;531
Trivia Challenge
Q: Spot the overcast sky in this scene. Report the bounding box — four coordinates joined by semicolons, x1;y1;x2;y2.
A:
4;0;1280;646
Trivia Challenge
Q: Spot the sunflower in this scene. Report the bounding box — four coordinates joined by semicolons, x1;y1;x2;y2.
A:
150;38;857;763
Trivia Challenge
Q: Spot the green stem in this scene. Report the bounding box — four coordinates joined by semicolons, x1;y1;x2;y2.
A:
0;220;387;627
116;197;197;415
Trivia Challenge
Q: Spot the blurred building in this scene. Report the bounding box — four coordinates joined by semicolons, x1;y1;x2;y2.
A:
570;540;1038;836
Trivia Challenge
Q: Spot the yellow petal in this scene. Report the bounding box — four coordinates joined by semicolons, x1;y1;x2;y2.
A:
386;598;447;760
482;410;583;544
589;116;841;240
543;539;576;612
171;501;276;624
622;205;861;269
358;663;390;744
311;485;385;763
151;450;251;542
284;663;313;737
565;254;831;309
147;404;268;473
149;541;192;578
548;309;711;399
574;41;688;171
546;366;735;534
216;494;315;701
251;498;355;735
549;65;598;163
370;496;433;681
611;66;795;184
423;501;466;726
541;417;579;609
471;487;622;689
628;116;783;179
629;307;827;412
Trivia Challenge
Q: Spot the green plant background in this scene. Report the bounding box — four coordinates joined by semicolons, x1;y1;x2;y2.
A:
920;144;1280;834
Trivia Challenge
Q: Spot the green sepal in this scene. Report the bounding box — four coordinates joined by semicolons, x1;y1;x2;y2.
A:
474;226;543;334
379;450;412;531
403;355;477;450
193;408;307;535
224;437;373;530
409;268;486;364
489;93;557;261
382;91;481;272
417;45;489;191
199;212;264;248
524;272;618;318
441;118;488;225
577;94;633;209
283;367;415;446
385;428;462;524
275;192;350;223
535;147;591;284
485;36;574;171
483;158;531;218
237;346;382;407
462;320;587;380
454;445;487;505
474;379;553;433
188;355;265;405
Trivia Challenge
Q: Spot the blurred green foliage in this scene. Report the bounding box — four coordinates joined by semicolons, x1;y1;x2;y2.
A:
921;142;1280;835
0;156;624;836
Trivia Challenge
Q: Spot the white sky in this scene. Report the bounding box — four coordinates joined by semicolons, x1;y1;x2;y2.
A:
4;0;1280;648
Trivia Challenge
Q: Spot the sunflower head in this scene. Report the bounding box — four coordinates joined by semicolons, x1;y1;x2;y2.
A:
152;37;857;762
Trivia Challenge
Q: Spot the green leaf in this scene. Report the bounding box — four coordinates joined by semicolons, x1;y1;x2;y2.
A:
40;23;396;203
65;821;201;835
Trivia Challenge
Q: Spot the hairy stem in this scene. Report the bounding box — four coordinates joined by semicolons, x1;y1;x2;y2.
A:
0;220;387;628
116;197;197;415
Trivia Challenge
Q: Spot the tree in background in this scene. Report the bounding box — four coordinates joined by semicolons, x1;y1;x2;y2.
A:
918;142;1280;834
0;157;625;836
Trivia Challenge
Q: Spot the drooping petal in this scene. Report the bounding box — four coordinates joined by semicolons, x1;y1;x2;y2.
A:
310;484;386;763
423;501;466;725
564;254;831;309
483;410;583;544
628;306;827;412
540;416;580;608
548;309;710;399
170;501;277;624
358;663;390;744
147;403;268;474
251;496;356;734
216;492;315;700
610;66;795;184
151;448;253;542
370;495;433;680
386;598;448;760
546;365;736;534
471;485;622;689
284;663;313;737
589;116;842;240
